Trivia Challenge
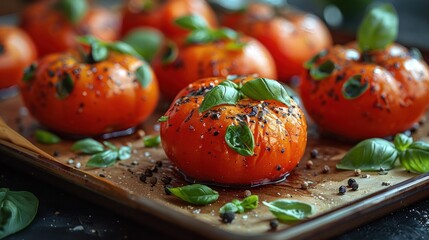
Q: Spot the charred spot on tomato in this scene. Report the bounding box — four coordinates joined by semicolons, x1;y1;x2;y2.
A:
47;70;55;78
342;75;369;100
0;43;4;55
309;60;335;81
22;63;38;83
161;41;178;65
360;51;374;63
56;73;74;99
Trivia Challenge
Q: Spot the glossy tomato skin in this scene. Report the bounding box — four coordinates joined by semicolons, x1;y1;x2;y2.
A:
0;26;37;89
152;36;277;100
19;52;159;136
160;76;307;186
121;0;218;39
300;43;429;141
20;1;119;56
223;3;332;82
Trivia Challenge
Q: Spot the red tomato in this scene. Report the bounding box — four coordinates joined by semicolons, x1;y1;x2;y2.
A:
300;43;429;140
19;48;159;136
160;76;307;186
222;3;332;82
121;0;218;39
0;26;37;90
20;0;119;56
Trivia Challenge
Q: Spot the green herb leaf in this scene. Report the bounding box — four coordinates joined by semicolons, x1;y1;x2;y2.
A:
135;64;152;88
219;202;238;214
399;141;429;173
105;42;142;59
357;3;398;51
240;195;259;211
225;41;246;51
394;133;413;152
123;28;164;62
219;195;259;215
219;80;238;89
56;73;74;99
186;29;214;44
144;135;161;147
304;50;327;69
161;41;178;65
342;75;369;99
89;42;108;63
336;138;398;171
22;63;37;83
103;141;117;150
309;60;335;80
76;35;97;45
158;116;169;122
263;200;314;222
225;123;254;156
175;14;208;31
168;184;219;205
56;0;88;24
241;78;291;107
0;188;39;239
34;129;61;144
86;149;119;168
184;27;239;44
199;85;240;112
71;138;105;154
118;146;131;160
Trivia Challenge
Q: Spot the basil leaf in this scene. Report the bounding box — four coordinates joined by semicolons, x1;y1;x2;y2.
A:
76;35;97;45
263;200;314;222
304;50;327;69
212;28;238;40
219;195;259;215
144;135;161;147
161;41;178;65
158;116;169;122
71;138;105;154
89;42;108;63
219;202;238;214
357;3;398;51
174;14;208;31
103;141;117;150
407;141;429;151
56;73;74;99
186;29;214;44
135;64;152;88
309;60;335;80
0;188;39;239
22;63;37;83
225;123;254;156
240;195;258;211
394;133;413;152
225;41;246;51
342;75;369;99
106;42;142;59
123;28;164;62
118;146;131;160
34;129;61;144
199;85;240;112
168;184;219;205
336;138;398;171
86;149;119;168
241;78;291;107
219;80;238;89
56;0;88;24
399;141;429;173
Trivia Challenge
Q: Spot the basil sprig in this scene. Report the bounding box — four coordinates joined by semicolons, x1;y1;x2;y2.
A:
167;184;219;205
34;129;61;144
71;138;131;168
55;0;88;24
0;188;39;239
263;200;314;222
219;195;258;214
199;77;292;113
357;3;398;51
77;36;142;61
225;123;255;156
337;133;429;173
143;135;161;147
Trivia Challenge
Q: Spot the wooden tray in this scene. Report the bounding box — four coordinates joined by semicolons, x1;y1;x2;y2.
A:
2;94;429;239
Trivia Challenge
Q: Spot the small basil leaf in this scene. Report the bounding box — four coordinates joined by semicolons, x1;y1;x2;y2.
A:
240;78;291;107
106;42;142;59
219;202;239;214
219;80;238;89
86;150;119;168
357;3;398;51
394;133;413;152
123;28;164;62
174;14;208;31
118;146;131;160
158;116;169;122
34;129;61;144
408;141;429;151
168;184;219;205
0;188;39;239
263;200;314;222
342;75;369;99
56;73;74;99
103;141;117;150
400;148;429;173
225;123;254;156
89;42;108;63
144;135;161;148
186;29;214;44
135;64;152;88
336;138;398;171
212;28;238;40
22;63;37;83
161;41;178;65
304;50;328;69
240;195;259;211
225;41;246;51
199;85;240;112
309;60;335;80
76;35;97;45
409;48;422;60
71;138;105;154
56;0;88;24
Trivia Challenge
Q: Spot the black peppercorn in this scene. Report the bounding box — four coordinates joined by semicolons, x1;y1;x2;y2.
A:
220;212;235;224
145;168;153;177
310;149;319;159
351;182;359;191
347;178;356;187
339;185;347;195
139;174;147;183
161;176;172;185
269;219;279;230
149;177;158;187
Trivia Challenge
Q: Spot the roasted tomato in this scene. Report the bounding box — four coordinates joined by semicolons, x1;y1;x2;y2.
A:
152;15;277;100
222;3;332;82
0;26;37;92
300;4;429;140
19;38;159;137
160;76;307;186
20;0;119;56
121;0;217;40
